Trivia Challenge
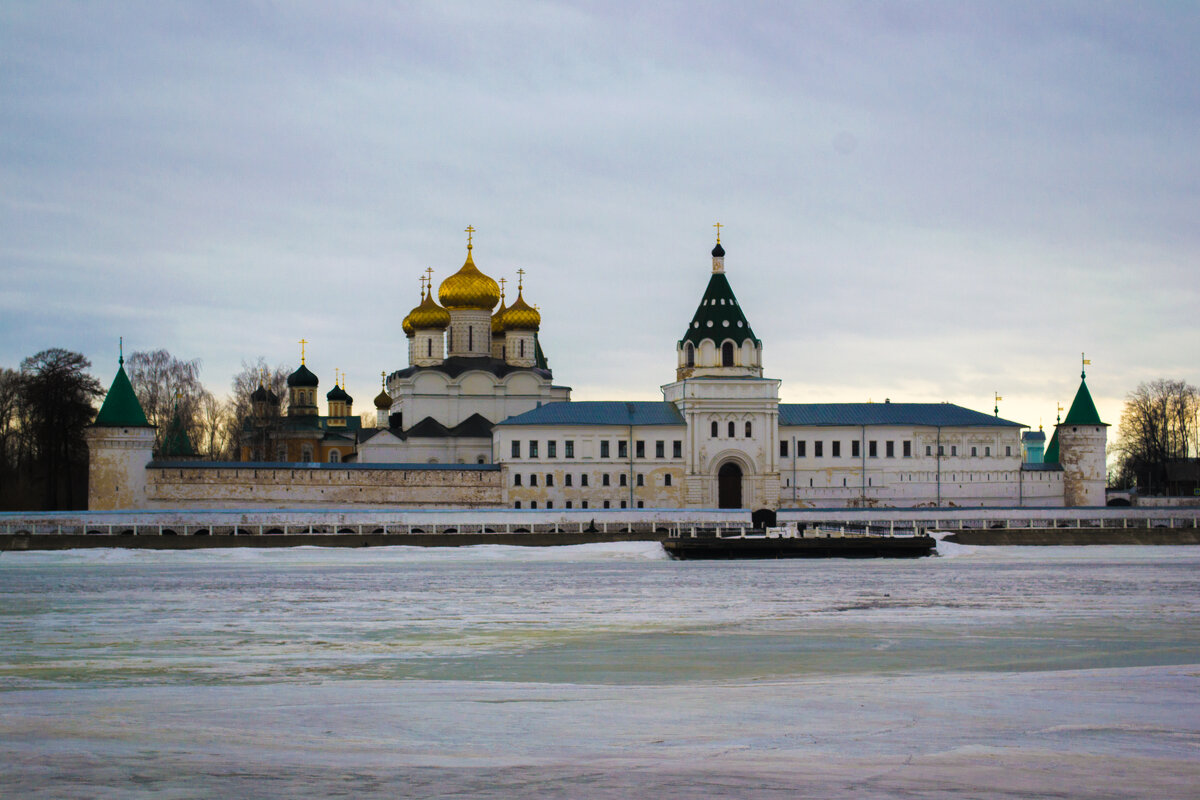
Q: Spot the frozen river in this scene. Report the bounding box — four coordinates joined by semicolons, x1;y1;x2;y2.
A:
2;542;1198;798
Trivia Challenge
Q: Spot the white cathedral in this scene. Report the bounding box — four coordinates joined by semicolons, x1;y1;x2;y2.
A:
345;231;1107;511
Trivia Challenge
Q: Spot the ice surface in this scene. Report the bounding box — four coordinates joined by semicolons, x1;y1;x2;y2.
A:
2;543;1198;798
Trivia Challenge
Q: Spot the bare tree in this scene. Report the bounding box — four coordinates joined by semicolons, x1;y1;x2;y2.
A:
126;349;212;454
1112;379;1200;493
226;359;291;460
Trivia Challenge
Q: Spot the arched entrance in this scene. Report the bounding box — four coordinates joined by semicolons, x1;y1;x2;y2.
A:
718;461;743;509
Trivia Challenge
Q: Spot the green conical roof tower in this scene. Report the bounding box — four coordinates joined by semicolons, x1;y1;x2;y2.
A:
93;346;151;428
159;399;196;457
1062;374;1104;425
1043;428;1060;464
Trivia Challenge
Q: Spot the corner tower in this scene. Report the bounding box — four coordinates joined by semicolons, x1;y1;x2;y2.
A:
1055;357;1109;506
86;346;156;510
662;232;780;511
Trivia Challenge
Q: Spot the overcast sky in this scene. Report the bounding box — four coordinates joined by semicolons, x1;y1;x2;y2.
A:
3;1;1197;436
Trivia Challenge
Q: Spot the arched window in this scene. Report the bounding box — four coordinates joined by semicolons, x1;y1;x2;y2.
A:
685;343;695;367
711;421;718;438
745;421;752;438
329;450;341;463
728;421;735;438
519;340;525;358
301;445;313;462
721;341;734;366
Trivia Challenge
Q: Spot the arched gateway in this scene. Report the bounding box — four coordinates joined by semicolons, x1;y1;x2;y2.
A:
718;461;743;509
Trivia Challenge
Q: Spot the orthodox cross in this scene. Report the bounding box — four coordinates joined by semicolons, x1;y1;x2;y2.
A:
516;268;525;291
298;339;308;365
713;222;723;243
425;267;435;295
380;370;386;389
465;225;475;248
498;276;506;300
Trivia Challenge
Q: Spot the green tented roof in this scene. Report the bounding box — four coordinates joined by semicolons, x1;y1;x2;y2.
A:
93;362;151;427
1043;428;1060;464
159;407;196;457
680;271;758;348
1062;377;1104;425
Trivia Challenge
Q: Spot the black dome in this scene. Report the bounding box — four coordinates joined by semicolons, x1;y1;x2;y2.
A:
711;241;725;258
286;363;319;387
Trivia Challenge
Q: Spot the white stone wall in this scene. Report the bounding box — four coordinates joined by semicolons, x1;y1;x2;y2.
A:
356;432;492;465
1059;424;1108;506
386;368;569;434
446;309;492;358
86;427;155;510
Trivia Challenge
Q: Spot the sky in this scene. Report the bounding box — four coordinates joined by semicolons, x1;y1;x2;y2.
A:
2;1;1198;439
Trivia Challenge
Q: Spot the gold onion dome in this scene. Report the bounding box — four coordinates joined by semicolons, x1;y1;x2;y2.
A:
501;290;540;331
374;388;393;410
491;296;508;335
438;246;500;310
401;312;414;337
408;289;451;330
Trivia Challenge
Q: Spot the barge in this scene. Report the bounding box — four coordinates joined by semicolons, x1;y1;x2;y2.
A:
663;523;936;559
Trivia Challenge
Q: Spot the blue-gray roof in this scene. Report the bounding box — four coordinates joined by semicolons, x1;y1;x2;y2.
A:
497;401;685;427
779;403;1024;428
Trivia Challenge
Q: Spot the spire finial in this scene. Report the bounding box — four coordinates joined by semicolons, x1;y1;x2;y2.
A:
498;276;507;301
299;338;308;365
713;222;722;244
994;391;1003;417
119;336;124;366
465;225;475;250
380;370;386;389
1081;352;1090;380
419;274;427;297
516;268;525;292
425;267;434;295
1056;402;1063;424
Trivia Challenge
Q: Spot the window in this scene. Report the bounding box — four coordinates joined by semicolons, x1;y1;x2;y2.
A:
529;441;539;458
468;327;473;351
619;474;627;487
581;500;588;509
780;441;788;458
514;474;522;486
618;441;628;458
985;446;991;456
685;342;695;367
673;440;682;458
565;474;572;487
852;440;860;458
903;440;911;458
664;474;672;486
745;421;752;438
603;500;610;508
601;440;610;458
869;441;878;458
546;474;554;487
530;474;538;487
797;440;806;457
546;501;552;509
519;340;525;357
565;501;572;509
329;450;341;463
728;421;735;438
530;500;537;509
636;474;644;487
1006;446;1012;456
926;445;932;456
581;474;589;487
971;446;977;457
514;501;521;509
512;441;521;459
602;473;610;486
301;445;313;462
886;441;894;458
937;446;944;456
620;500;627;509
832;441;841;458
547;441;556;458
637;501;644;508
711;421;718;438
721;341;734;366
815;441;823;457
565;440;574;458
636;441;645;458
655;440;664;458
951;446;957;456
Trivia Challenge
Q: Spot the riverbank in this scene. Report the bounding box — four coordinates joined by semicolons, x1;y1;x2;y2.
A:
941;528;1200;546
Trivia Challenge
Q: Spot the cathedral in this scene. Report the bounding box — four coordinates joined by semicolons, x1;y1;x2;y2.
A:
88;230;1109;511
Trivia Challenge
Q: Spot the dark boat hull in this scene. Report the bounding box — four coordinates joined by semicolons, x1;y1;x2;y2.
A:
663;535;936;560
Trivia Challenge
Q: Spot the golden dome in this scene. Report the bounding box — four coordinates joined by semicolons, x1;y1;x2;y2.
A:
500;290;540;331
402;312;415;337
438;246;500;310
409;288;451;330
491;296;508;335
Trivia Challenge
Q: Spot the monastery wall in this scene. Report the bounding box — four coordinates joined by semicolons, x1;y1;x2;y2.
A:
141;463;502;510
